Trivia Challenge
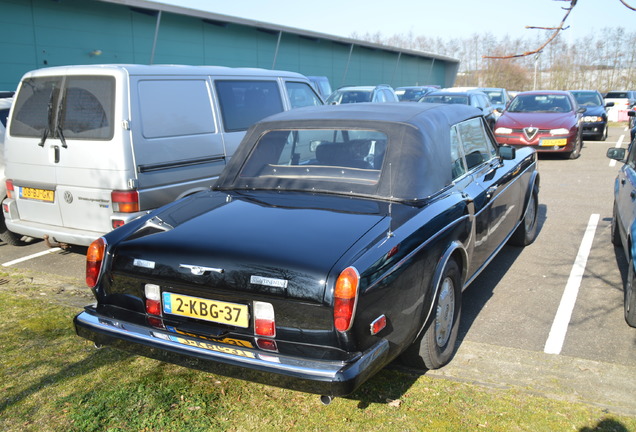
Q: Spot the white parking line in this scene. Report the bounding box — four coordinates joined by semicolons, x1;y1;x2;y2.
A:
608;134;625;168
2;248;62;267
544;213;599;355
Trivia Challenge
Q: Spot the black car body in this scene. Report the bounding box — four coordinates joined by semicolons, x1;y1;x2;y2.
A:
420;90;497;129
74;103;540;399
570;90;613;141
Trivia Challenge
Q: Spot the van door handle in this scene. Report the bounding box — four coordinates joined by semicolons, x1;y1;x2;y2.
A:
50;145;60;164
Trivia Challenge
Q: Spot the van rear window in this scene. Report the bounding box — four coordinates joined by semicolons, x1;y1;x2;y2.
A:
215;80;283;132
10;76;114;140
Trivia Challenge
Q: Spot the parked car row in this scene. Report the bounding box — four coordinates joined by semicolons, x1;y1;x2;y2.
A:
2;63;635;403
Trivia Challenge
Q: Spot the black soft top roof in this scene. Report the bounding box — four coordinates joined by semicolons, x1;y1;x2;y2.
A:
217;103;484;201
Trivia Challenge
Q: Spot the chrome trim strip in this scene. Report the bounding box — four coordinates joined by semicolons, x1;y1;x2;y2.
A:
138;155;226;173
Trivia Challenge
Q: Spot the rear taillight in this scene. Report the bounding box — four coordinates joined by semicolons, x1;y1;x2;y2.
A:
334;267;360;332
112;190;139;213
6;180;14;199
144;284;162;316
86;237;106;288
254;301;276;337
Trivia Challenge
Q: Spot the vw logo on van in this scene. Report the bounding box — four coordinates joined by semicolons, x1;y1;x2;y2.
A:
64;191;73;204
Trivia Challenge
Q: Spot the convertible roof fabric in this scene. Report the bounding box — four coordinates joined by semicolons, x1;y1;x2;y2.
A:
216;102;484;202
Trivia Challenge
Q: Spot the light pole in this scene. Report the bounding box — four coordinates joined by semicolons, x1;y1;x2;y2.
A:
533;52;542;90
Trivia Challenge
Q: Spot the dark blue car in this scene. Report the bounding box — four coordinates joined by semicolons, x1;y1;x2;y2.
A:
607;143;636;327
74;103;540;401
570;90;613;141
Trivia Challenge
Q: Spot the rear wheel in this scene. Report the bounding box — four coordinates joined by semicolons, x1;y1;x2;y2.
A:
400;258;461;370
0;215;25;246
509;187;539;246
625;259;636;327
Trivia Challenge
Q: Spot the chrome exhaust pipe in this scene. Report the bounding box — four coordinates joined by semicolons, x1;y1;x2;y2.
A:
320;395;333;405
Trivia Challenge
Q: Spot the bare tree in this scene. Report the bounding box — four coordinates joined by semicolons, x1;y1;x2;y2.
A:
484;0;636;60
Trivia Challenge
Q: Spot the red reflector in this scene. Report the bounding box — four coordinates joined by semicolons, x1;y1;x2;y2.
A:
2;203;8;213
334;267;360;332
370;315;387;335
112;190;139;213
6;180;14;199
112;219;125;229
256;338;278;352
147;317;164;328
86;237;106;288
146;298;161;316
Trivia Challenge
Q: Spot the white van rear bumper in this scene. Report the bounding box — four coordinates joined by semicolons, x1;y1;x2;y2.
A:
2;198;145;246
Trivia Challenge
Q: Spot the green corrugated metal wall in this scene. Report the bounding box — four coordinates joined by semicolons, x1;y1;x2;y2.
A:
0;0;455;91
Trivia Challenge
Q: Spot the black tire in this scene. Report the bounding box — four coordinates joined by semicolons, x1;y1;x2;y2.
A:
566;132;582;159
509;187;539;247
400;258;461;370
600;124;608;141
625;259;636;327
611;202;622;247
0;215;26;246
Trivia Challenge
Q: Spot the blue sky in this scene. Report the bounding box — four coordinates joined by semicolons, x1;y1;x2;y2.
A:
157;0;634;41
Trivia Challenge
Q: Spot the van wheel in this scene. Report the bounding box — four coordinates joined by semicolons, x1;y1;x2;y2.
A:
400;258;461;370
0;216;25;246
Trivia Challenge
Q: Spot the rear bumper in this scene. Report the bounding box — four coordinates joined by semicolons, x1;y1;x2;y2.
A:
74;307;390;397
2;197;145;246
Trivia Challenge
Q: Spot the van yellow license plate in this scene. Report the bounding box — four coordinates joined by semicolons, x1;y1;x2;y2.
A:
162;292;249;328
540;138;567;147
20;187;55;202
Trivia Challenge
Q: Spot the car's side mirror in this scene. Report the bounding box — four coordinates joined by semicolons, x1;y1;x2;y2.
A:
495;107;503;113
628;111;635;118
499;145;516;160
607;147;627;162
605;102;615;108
576;107;586;114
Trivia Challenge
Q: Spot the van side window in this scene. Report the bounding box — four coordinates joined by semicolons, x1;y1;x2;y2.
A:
138;79;215;139
62;77;114;140
216;80;284;132
285;81;323;108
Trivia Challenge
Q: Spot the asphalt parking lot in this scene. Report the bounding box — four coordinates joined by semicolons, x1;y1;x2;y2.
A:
1;124;635;414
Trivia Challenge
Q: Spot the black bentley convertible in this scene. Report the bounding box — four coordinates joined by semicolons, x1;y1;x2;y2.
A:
74;103;539;402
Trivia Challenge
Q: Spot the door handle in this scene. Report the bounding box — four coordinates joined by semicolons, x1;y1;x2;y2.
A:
631;191;636;200
48;145;60;164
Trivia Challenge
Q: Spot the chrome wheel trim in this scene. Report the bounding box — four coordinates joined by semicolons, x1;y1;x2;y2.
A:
435;277;455;347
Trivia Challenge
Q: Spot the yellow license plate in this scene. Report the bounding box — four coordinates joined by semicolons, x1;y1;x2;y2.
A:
169;327;254;348
20;186;55;202
169;336;256;358
540;138;567;147
162;292;249;328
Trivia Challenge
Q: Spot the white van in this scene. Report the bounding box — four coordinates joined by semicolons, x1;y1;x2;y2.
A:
2;64;322;247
